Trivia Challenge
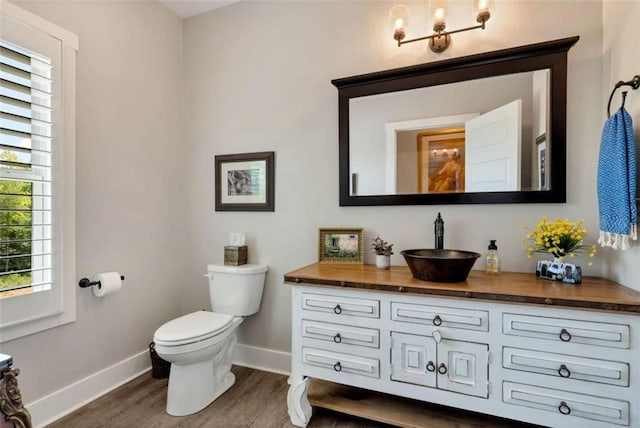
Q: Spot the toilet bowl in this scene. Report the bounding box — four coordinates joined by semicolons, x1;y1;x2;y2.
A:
153;263;267;416
154;311;242;416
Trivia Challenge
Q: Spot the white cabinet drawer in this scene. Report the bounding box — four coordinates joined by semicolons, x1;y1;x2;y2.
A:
302;347;380;378
503;347;629;386
503;381;630;426
302;320;379;348
392;302;488;331
302;293;379;318
503;313;629;349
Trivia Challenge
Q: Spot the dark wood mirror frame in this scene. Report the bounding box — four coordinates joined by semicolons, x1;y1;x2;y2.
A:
332;36;579;206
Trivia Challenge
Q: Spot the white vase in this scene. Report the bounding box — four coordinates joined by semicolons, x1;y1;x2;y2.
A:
376;254;390;269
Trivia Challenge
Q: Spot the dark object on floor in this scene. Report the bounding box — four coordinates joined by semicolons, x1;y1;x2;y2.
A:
149;342;171;379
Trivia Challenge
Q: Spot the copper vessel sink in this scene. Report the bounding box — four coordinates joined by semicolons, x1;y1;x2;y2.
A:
401;249;481;283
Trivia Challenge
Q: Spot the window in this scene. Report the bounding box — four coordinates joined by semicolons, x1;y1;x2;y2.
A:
0;2;77;342
0;40;53;299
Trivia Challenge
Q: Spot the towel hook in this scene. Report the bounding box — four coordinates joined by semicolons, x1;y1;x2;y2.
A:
607;75;640;117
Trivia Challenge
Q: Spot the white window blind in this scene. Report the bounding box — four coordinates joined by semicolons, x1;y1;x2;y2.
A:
0;40;53;298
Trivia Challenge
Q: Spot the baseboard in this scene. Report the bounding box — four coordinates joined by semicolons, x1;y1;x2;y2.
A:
27;350;151;428
26;344;291;427
233;343;291;376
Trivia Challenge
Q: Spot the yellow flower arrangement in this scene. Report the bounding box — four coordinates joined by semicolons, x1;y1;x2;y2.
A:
523;217;596;265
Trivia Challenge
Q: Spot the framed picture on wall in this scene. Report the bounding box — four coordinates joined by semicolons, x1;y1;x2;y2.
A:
536;134;547;191
318;228;364;264
215;151;275;211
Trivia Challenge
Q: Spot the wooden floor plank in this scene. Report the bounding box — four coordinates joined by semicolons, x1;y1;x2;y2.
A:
46;366;532;428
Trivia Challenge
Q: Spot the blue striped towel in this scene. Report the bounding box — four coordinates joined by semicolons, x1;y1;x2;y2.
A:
597;107;637;249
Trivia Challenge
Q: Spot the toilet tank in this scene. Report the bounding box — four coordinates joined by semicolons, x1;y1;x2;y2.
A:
206;264;268;316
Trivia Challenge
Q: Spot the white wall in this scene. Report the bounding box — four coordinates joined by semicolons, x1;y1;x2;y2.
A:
602;0;640;291
1;0;185;403
182;0;605;355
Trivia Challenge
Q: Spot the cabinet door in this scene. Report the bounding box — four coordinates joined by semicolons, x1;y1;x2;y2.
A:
390;332;437;388
437;339;489;398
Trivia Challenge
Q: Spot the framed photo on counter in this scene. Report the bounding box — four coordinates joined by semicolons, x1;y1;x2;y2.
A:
318;228;364;264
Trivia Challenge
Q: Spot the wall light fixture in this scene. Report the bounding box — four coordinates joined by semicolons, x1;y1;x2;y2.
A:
391;0;491;53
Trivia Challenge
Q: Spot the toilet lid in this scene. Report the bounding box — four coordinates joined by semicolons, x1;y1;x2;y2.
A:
154;311;233;345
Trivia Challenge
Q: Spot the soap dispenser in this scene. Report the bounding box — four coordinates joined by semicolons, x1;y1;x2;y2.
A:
485;240;500;274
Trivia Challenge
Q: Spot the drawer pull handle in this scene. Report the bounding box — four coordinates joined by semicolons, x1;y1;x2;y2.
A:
558;401;571;415
333;362;342;372
437;363;447;375
559;328;572;342
333;333;342;343
433;315;443;326
334;305;342;314
558;364;571;378
426;361;436;372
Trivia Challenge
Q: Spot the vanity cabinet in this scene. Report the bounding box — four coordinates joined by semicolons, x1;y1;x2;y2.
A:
285;264;640;428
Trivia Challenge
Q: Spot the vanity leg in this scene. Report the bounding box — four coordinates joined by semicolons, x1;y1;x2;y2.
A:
0;367;32;428
287;376;311;427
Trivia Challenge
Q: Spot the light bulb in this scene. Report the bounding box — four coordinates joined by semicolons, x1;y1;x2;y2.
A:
475;0;491;23
389;5;409;43
477;0;489;11
430;0;447;32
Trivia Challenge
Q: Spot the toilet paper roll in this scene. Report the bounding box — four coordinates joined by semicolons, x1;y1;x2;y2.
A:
92;272;122;297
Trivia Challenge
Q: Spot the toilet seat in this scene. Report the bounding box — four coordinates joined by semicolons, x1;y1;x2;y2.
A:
154;311;234;347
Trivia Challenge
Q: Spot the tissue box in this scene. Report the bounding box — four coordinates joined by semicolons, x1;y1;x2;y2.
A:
224;245;247;266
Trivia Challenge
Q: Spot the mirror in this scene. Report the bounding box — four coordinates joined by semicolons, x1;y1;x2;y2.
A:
332;36;579;206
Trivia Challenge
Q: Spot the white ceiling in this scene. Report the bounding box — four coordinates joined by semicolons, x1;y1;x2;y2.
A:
158;0;242;18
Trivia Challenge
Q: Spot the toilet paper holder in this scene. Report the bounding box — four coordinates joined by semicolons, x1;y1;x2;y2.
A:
78;275;125;289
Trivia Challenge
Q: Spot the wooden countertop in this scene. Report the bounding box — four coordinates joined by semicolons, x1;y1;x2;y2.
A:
284;263;640;313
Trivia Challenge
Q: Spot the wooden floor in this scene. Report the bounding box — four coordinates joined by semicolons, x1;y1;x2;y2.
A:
47;366;535;428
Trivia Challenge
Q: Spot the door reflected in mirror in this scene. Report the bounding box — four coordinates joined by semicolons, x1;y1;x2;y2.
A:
349;70;550;197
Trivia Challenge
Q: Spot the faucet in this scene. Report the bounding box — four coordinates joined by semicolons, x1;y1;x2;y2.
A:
434;212;444;250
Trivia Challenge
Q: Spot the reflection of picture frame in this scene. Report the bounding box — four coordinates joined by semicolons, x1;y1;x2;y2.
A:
318;228;364;264
419;131;466;194
215;151;274;211
536;134;547;191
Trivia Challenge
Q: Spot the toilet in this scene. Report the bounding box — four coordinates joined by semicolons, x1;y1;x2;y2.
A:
153;263;268;416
